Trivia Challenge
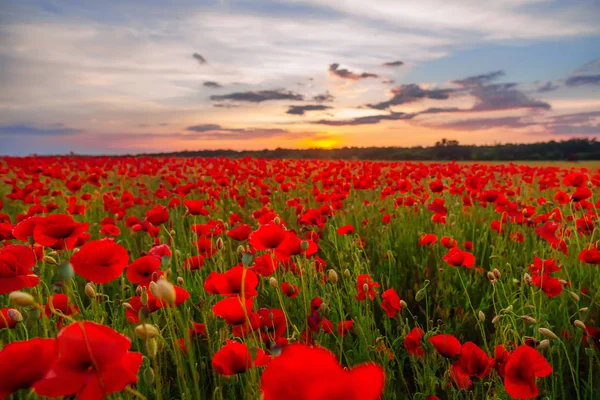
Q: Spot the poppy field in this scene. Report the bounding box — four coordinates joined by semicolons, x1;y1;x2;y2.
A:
0;156;599;400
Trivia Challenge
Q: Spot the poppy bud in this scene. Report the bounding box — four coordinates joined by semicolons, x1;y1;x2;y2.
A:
241;252;254;267
141;288;149;306
505;305;513;313
558;279;568;286
400;300;408;308
136;285;144;295
478;311;486;322
143;367;155;384
344;269;351;278
177;276;184;286
266;276;277;288
523;273;532;285
569;291;580;301
216;237;224;250
522;316;536;324
175;249;181;258
492;315;502;324
538;327;559;340
274;217;281;225
7;308;23;323
152;278;176;306
43;255;57;265
487;271;496;282
513;278;521;285
146;337;158;358
318;302;328;313
170;229;176;236
9;291;35;307
135;324;160;339
300;241;309;251
165;268;172;279
493;268;501;279
122;302;135;311
580;307;589;312
574;320;586;330
327;269;339;283
362;283;369;293
537;339;550;350
84;283;96;299
415;288;426;302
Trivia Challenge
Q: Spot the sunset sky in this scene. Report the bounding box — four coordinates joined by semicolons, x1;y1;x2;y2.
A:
1;0;600;155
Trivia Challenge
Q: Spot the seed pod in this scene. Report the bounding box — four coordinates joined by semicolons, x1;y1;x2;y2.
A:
522;316;536;324
569;292;580;302
513;278;521;285
318;302;328;313
7;308;23;323
42;255;57;265
537;339;550;350
84;283;96;299
327;269;339;284
300;241;309;251
122;302;135;311
487;272;496;282
241;252;254;267
9;291;35;307
523;273;532;285
343;269;351;278
492;315;502;324
538;327;559;340
135;324;160;340
493;268;501;279
478;311;486;323
169;229;176;236
362;283;369;293
151;278;176;306
269;277;278;288
274;217;281;225
141;289;149;306
505;305;513;313
574;320;586;330
177;276;184;286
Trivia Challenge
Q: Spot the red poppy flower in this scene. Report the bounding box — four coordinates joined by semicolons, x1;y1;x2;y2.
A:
178;322;208;352
183;199;209;216
355;274;379;301
578;245;600;265
44;294;79;325
148;244;172;260
251;253;278;276
33;214;89;250
571;187;592;202
249;223;301;260
442;248;475;268
494;344;511;378
564;172;588;187
418;233;437;246
204;266;259;298
503;345;552;399
212;340;270;376
0;338;57;398
184;255;205;270
451;342;493;388
145;204;169;226
428;334;461;358
258;307;287;344
338;320;354;336
440;236;457;248
337;225;355;235
404;327;425;356
381;288;402;318
212;296;254;326
0;244;38;294
227;224;252;241
70;240;129;284
261;343;385;400
126;255;163;286
12;216;43;243
33;321;143;399
281;282;300;298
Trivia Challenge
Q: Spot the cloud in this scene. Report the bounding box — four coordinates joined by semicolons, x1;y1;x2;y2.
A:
469;83;551;111
192;53;207;64
329;63;379;80
313;92;335;103
287;105;333;115
382;60;404;67
452;70;505;87
565;74;600;87
430;116;537;131
312;112;416;126
210;89;304;103
0;123;81;136
367;84;455;110
203;81;222;88
185;124;223;132
536;81;560;92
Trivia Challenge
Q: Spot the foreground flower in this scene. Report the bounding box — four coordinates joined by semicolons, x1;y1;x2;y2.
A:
443;248;475;268
0;338;57;399
0;244;38;294
356;274;379;301
429;334;461;358
33;321;143;399
204;266;259;298
70;239;129;284
33;214;89;250
503;345;552;399
404;327;425;356
380;288;402;318
261;344;385;400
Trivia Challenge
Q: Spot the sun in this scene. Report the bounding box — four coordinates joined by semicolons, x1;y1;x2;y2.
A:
297;133;342;149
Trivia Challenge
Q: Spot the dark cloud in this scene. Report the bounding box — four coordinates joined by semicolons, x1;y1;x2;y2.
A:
419;107;462;114
367;84;454;110
469;84;551;111
185;124;223;132
565;74;600;86
329;63;379;81
382;79;395;85
211;89;304;103
213;103;239;108
313;92;335;103
382;60;404;67
203;81;222;89
192;53;207;64
287;105;333;116
0;123;81;136
312;112;416;126
453;70;505;87
536;81;560;92
431;116;537;131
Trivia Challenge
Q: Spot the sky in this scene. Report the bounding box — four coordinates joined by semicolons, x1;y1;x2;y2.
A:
0;0;599;155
